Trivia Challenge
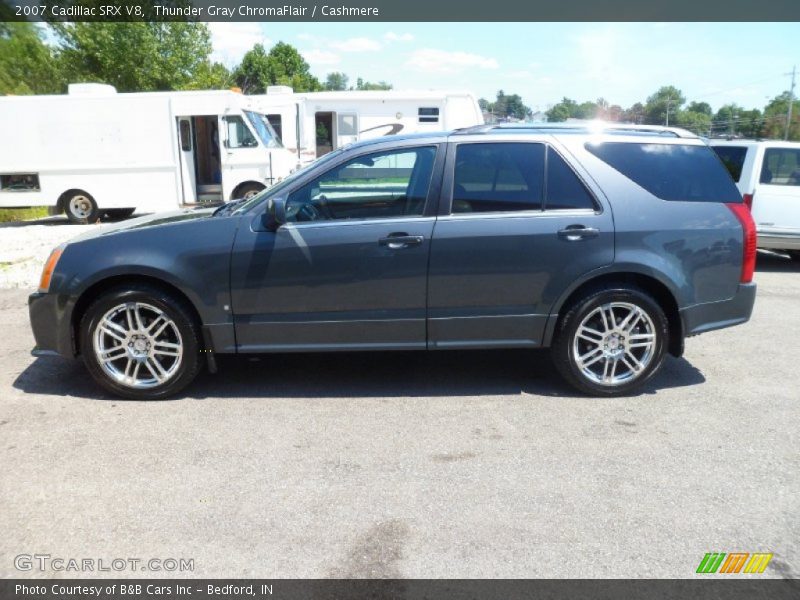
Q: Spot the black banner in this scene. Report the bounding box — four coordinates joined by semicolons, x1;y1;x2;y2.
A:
2;580;800;600
2;0;800;22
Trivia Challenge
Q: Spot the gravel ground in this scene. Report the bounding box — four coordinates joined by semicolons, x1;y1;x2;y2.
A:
0;224;797;579
0;217;116;289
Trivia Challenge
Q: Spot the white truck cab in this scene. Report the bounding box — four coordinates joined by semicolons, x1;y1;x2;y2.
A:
710;139;800;258
0;85;297;222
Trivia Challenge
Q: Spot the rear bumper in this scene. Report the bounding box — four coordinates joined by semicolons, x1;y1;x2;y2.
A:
28;291;74;357
757;231;800;251
680;283;757;337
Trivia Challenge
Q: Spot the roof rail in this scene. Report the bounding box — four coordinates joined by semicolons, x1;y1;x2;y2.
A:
452;122;698;139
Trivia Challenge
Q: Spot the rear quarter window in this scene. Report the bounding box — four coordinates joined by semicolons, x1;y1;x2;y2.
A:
585;142;742;202
761;147;800;186
711;145;748;182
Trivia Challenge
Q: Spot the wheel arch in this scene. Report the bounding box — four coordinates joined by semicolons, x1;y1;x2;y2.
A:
545;269;684;357
71;273;204;356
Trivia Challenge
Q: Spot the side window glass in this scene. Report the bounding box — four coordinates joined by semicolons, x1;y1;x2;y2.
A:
761;148;800;186
267;114;283;142
286;146;437;222
224;116;258;148
546;147;596;210
179;120;192;151
452;143;544;213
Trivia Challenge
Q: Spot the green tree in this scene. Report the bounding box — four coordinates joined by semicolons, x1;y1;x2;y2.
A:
233;42;321;94
0;22;63;95
324;72;349;91
623;102;645;124
644;85;685;125
687;101;713;116
182;61;231;91
762;92;800;141
675;109;712;136
355;77;392;91
232;43;270;94
54;22;214;92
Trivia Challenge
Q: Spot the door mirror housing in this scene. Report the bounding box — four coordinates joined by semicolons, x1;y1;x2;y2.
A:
262;196;287;231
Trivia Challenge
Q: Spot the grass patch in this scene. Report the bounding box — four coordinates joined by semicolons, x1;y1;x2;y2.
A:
0;207;50;223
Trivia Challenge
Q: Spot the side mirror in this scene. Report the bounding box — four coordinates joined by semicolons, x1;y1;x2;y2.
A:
262;197;287;231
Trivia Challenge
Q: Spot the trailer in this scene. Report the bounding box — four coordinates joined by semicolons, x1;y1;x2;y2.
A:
0;84;297;222
253;86;484;165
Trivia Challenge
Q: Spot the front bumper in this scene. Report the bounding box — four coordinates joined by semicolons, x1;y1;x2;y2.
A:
28;291;74;357
680;282;757;337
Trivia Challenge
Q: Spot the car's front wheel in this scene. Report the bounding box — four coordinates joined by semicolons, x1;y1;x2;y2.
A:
80;285;202;399
552;288;668;396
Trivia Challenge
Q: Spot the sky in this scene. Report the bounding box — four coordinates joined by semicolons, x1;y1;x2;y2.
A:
207;22;799;112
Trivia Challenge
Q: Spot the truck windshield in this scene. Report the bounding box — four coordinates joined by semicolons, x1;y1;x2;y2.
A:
231;148;346;215
245;111;283;148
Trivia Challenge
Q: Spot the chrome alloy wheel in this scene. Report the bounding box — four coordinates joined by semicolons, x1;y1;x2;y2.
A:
68;195;94;219
92;302;183;389
572;302;657;386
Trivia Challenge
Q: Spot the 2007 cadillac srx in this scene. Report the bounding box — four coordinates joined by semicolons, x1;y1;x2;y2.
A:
29;124;757;399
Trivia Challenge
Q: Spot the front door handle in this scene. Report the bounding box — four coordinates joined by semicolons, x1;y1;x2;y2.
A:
557;225;600;241
379;233;424;249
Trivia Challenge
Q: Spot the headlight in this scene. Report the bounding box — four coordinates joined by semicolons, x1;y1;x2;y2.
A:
38;244;65;292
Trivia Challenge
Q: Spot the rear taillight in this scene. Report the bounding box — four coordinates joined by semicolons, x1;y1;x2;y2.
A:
726;202;756;283
743;193;754;210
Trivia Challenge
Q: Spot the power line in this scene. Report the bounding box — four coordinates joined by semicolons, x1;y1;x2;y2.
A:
785;65;796;140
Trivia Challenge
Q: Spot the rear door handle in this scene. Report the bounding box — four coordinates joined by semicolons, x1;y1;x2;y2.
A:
557;225;599;241
379;233;424;249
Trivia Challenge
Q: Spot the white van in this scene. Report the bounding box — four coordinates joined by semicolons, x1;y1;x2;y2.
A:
0;84;297;222
253;87;484;165
710;140;800;259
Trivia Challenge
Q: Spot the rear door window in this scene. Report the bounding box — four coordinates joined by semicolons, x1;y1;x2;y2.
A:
761;147;800;186
586;142;742;202
711;146;748;182
452;143;544;213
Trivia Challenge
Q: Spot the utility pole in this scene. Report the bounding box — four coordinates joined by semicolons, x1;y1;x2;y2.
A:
665;96;671;127
785;65;796;141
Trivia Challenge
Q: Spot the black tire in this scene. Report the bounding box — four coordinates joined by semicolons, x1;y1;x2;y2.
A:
787;250;800;262
233;182;265;201
105;208;136;220
551;287;669;397
63;190;100;224
79;284;202;400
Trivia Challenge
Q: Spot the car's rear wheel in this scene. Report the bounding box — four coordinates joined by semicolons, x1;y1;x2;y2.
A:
552;288;668;396
80;285;202;400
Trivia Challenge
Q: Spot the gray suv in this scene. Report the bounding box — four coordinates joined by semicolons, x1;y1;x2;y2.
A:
29;124;757;399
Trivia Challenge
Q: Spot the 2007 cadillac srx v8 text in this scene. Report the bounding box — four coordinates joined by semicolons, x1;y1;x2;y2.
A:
29;124;757;399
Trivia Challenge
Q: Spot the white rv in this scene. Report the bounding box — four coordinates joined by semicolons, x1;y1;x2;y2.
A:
253;87;484;165
0;84;296;222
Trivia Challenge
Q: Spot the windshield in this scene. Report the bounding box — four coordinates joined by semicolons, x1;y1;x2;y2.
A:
231;148;347;215
245;110;283;148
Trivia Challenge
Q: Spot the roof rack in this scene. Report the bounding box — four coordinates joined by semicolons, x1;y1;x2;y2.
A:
452;122;697;139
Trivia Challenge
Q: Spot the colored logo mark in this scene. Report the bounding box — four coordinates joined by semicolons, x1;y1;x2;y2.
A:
696;552;773;574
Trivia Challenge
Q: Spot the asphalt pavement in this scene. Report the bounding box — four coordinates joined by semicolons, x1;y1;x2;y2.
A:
0;251;797;579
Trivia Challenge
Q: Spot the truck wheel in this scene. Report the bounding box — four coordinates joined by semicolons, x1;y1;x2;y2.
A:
105;208;135;220
64;191;100;224
234;183;265;200
551;287;669;397
80;284;202;400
